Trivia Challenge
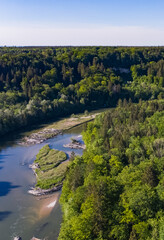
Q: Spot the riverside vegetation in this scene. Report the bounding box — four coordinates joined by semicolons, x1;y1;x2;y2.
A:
19;111;98;146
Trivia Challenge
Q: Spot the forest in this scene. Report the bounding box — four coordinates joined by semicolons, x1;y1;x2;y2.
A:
59;99;164;240
0;46;164;136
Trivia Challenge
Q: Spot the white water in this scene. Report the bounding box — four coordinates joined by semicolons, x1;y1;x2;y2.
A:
47;200;57;209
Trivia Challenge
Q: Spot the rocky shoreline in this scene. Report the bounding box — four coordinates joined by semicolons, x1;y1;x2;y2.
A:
14;237;42;240
18;128;62;146
63;137;86;149
28;185;62;196
63;143;86;149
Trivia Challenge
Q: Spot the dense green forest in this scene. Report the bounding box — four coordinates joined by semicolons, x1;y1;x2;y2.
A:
59;99;164;240
0;46;164;136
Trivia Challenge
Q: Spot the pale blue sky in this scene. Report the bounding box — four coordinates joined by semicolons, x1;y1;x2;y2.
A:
0;0;164;46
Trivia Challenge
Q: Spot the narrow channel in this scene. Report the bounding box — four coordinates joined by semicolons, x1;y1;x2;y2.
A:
0;124;84;240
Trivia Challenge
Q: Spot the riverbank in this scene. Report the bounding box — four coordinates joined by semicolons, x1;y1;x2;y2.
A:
18;112;99;146
38;192;60;219
14;237;41;240
19;129;62;146
28;185;62;196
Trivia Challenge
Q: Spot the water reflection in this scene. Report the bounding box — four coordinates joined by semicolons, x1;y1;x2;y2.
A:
0;211;12;221
0;181;20;197
0;155;11;160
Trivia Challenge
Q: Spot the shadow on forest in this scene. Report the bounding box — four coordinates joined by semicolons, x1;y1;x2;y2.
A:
0;181;20;197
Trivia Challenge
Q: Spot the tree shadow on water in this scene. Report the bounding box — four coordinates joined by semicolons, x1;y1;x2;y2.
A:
0;155;11;160
0;211;12;221
0;160;4;171
0;181;20;197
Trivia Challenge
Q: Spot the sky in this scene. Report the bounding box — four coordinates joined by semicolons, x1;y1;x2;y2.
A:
0;0;164;46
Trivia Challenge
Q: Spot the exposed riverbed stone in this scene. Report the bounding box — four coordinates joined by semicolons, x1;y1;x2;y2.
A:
13;237;42;240
31;237;42;240
28;185;62;196
63;143;86;149
29;163;40;170
18;129;62;146
63;138;86;149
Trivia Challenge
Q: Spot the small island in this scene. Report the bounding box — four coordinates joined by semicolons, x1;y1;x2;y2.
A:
63;137;86;149
29;144;68;195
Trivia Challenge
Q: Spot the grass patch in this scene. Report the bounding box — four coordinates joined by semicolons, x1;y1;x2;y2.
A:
34;144;68;189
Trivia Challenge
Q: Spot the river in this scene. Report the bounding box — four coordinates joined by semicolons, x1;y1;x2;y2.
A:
0;124;84;240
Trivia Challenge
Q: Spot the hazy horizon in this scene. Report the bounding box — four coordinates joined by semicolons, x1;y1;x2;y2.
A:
1;0;164;46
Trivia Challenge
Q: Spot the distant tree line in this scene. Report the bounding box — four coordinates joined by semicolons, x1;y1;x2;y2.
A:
0;46;164;136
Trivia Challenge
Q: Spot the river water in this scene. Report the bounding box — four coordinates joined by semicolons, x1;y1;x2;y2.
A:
0;124;84;240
